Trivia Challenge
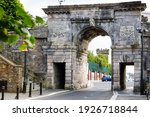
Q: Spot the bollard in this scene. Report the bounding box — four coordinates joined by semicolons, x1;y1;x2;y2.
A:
33;83;35;89
22;81;26;93
29;83;32;97
15;85;19;100
40;82;42;95
33;78;35;89
1;86;5;100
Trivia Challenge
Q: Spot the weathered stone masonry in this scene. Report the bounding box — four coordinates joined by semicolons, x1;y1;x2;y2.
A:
0;55;22;92
30;1;150;92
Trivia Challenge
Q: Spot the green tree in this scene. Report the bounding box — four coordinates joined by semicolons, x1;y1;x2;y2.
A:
95;54;108;67
87;51;95;62
87;51;112;75
0;0;44;50
87;51;109;67
107;64;112;75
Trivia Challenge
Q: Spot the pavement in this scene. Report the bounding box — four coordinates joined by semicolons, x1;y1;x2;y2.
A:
110;88;146;100
1;89;70;100
0;85;147;100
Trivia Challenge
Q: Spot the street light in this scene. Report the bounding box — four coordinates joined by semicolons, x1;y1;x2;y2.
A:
22;49;28;93
58;0;65;5
136;28;148;95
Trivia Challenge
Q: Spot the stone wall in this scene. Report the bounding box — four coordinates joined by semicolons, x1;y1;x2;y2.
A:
142;23;150;78
0;55;22;92
27;38;47;73
46;46;76;89
112;46;141;91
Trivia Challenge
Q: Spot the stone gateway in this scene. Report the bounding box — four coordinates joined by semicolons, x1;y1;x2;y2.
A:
33;1;150;93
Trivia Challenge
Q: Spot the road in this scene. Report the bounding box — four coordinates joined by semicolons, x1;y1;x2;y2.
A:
33;81;113;100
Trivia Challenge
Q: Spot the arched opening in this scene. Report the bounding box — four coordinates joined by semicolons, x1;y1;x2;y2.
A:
88;36;111;63
87;36;112;90
75;26;112;90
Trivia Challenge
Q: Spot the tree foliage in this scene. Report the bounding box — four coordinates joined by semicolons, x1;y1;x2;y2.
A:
95;54;108;67
0;0;44;50
87;51;95;62
87;51;109;67
107;64;112;75
87;51;112;75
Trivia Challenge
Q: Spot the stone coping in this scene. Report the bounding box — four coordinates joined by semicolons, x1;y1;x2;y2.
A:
43;1;146;14
0;54;22;67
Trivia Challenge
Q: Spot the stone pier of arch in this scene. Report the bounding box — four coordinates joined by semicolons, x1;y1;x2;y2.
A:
32;1;150;93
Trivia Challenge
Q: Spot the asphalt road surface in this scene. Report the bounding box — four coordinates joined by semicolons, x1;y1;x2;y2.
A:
33;81;113;100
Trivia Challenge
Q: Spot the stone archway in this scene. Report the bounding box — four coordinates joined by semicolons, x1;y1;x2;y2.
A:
42;1;147;92
73;26;110;89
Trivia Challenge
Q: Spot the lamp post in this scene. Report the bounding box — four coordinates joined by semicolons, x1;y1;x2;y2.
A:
137;28;148;95
58;0;65;5
22;49;28;93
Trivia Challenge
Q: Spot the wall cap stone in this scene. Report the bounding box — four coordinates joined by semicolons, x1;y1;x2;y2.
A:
43;1;146;14
0;54;22;67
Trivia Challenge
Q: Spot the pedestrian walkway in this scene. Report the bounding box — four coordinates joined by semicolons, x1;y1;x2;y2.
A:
110;88;146;100
116;93;146;100
1;83;147;100
1;89;70;100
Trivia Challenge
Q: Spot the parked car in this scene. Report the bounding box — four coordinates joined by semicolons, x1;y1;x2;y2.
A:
102;76;111;81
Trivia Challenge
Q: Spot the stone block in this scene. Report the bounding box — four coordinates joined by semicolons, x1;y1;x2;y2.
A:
65;73;72;77
53;51;65;56
113;77;119;82
65;58;71;63
53;56;65;62
66;69;71;73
